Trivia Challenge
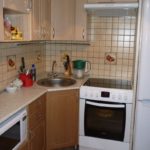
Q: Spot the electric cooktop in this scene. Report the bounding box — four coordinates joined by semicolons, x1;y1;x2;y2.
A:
83;78;132;90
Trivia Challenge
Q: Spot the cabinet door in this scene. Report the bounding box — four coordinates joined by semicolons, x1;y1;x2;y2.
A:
29;122;46;150
46;90;79;150
31;0;41;40
40;0;51;40
51;0;75;40
44;0;51;40
32;0;51;40
0;0;3;41
75;0;87;41
3;0;29;13
28;94;46;130
28;94;46;150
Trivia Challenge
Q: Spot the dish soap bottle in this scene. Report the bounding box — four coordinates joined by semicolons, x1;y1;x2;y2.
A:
63;54;72;76
31;64;36;81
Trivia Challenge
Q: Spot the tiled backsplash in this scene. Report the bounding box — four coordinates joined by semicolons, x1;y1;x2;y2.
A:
46;15;137;80
0;15;137;91
0;42;46;91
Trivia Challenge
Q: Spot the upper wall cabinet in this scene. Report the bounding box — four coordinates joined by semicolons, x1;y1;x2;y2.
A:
32;0;51;40
0;0;3;40
75;0;87;41
3;0;31;13
87;0;138;2
51;0;75;40
0;0;31;41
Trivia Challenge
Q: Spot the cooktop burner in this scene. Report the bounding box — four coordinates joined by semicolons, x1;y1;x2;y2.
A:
84;78;132;90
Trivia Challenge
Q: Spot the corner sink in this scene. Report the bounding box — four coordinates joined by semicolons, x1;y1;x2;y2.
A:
37;77;76;87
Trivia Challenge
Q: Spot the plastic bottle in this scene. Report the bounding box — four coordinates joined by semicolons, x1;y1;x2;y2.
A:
31;64;36;81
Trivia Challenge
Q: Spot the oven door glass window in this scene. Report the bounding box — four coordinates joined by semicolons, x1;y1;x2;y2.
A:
84;101;126;141
0;122;20;150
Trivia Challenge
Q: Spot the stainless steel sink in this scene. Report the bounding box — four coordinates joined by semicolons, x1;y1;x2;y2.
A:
37;77;76;87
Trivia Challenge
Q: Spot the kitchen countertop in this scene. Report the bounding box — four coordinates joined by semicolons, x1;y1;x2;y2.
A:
0;76;87;123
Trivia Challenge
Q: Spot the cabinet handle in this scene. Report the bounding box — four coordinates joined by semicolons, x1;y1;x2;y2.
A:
27;0;32;11
52;27;55;39
82;29;85;39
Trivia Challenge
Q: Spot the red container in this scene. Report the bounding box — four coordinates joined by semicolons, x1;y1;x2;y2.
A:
19;73;33;87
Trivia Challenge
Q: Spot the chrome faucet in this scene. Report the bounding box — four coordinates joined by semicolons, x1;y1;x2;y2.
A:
52;60;56;74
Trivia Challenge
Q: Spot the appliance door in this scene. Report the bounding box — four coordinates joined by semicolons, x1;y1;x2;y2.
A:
85;101;125;141
137;0;150;100
133;100;150;150
0;109;27;150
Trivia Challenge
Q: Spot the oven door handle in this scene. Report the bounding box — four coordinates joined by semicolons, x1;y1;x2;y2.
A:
86;101;125;108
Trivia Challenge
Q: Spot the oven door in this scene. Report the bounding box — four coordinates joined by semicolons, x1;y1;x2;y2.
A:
0;109;27;150
79;99;132;142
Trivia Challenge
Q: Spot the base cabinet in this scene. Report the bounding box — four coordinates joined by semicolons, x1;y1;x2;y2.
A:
29;122;46;150
28;94;46;150
18;140;29;150
46;90;79;150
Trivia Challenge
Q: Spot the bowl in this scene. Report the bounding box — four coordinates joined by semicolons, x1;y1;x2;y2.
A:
6;86;17;93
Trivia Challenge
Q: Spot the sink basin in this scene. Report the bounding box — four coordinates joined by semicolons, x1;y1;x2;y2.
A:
37;77;76;87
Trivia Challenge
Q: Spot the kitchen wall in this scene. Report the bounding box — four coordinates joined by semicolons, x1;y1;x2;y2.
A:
0;14;137;91
0;42;46;91
46;15;137;81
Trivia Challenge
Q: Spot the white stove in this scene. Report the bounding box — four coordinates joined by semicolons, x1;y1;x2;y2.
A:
79;78;133;150
80;78;133;104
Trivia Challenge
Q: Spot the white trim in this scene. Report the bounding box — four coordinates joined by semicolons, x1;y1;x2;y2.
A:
86;101;125;108
84;3;139;10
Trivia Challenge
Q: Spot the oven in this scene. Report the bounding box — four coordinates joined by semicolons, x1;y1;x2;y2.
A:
79;78;133;150
0;108;27;150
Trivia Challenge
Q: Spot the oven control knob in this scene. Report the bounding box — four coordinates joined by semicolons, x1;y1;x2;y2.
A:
118;95;122;100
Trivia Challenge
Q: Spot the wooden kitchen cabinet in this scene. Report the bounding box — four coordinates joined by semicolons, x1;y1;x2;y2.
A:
46;90;79;150
32;0;51;40
50;0;75;40
29;122;46;150
0;0;3;41
28;94;46;150
0;0;31;41
75;0;88;41
18;140;29;150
